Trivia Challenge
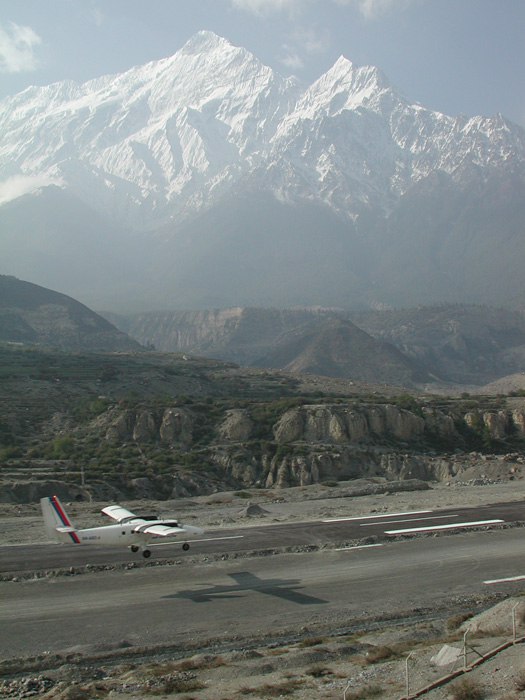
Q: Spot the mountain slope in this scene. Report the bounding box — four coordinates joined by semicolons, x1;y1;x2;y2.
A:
351;303;525;385
107;303;525;387
0;31;524;310
107;307;431;386
0;276;142;351
0;31;300;230
256;317;430;385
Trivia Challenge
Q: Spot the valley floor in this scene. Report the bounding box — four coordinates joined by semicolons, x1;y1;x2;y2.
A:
0;475;524;546
1;475;525;700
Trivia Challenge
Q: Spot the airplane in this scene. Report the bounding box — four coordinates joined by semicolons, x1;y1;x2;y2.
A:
41;494;204;558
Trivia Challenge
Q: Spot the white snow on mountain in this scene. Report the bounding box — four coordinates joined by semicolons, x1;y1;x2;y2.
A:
0;30;523;230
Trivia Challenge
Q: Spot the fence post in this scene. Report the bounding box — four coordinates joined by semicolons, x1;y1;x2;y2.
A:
406;652;414;698
513;603;519;644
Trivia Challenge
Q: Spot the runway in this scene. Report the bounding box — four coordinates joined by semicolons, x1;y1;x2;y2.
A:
0;500;522;573
0;502;524;661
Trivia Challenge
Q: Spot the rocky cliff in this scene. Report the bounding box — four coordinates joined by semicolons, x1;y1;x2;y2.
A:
78;400;525;494
2;344;524;502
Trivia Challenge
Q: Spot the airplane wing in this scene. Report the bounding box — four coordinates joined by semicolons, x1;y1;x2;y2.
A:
134;524;186;537
101;505;138;522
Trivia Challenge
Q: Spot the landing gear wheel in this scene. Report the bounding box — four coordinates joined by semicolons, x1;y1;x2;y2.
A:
142;549;151;559
131;545;139;553
182;543;190;551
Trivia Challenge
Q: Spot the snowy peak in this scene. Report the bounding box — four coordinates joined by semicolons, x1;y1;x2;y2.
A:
1;32;525;312
180;29;236;54
291;55;394;119
0;31;523;231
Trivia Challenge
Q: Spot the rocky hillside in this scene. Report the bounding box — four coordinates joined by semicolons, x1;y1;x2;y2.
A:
1;344;524;502
256;317;430;386
107;304;525;387
351;304;525;385
0;276;142;352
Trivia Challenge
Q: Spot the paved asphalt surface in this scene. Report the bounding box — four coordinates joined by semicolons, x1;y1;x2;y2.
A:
0;502;524;660
0;501;522;573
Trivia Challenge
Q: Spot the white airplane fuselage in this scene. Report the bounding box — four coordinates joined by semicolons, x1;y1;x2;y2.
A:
41;495;204;558
69;523;203;547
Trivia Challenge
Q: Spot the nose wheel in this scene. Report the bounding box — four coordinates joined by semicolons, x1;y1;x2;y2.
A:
182;543;190;551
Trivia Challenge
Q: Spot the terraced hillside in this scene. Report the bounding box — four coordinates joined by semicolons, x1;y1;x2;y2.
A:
1;344;524;502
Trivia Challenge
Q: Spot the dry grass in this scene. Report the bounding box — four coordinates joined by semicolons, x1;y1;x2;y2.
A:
237;677;305;697
514;668;525;691
153;676;205;695
306;662;333;678
449;677;486;700
176;654;226;671
298;635;326;647
447;612;474;633
343;683;384;700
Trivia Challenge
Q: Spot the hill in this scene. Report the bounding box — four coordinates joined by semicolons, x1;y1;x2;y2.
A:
0;275;142;352
257;317;430;385
107;304;525;387
1;342;524;502
105;307;432;387
351;304;525;385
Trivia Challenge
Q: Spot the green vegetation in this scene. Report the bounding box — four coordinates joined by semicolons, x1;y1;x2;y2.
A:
395;393;424;416
1;343;523;497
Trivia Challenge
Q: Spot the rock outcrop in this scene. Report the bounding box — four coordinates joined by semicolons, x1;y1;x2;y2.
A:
217;410;254;441
464;409;525;440
94;406;195;448
273;404;446;444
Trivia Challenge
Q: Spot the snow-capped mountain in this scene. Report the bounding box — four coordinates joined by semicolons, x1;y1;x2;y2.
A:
0;31;301;229
1;31;524;311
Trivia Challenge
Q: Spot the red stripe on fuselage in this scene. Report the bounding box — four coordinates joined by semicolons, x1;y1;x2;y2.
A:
51;495;81;544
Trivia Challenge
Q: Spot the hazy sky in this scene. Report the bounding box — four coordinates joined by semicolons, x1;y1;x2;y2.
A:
0;0;524;126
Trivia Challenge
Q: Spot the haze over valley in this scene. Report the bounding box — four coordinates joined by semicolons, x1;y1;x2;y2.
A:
1;31;523;312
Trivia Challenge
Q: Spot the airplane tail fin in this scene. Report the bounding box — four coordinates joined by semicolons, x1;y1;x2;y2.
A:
40;495;81;544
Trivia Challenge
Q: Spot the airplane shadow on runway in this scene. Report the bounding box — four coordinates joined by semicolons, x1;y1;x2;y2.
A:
163;571;328;605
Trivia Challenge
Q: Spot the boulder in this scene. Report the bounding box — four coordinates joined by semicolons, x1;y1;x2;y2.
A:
132;409;158;442
160;407;194;446
217;409;254;441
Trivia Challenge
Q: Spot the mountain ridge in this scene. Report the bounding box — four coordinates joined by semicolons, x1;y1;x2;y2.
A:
1;31;523;311
106;303;525;387
1;31;522;227
0;275;142;351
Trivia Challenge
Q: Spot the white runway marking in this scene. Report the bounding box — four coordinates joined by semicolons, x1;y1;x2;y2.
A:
385;519;503;534
484;575;525;585
362;514;458;527
323;510;432;523
194;535;244;543
335;544;384;551
150;535;244;547
1;542;52;548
